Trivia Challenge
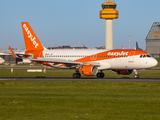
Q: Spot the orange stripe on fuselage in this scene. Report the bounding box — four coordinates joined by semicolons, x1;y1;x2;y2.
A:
75;49;149;62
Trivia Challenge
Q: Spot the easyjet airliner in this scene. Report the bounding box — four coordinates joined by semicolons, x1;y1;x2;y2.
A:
9;22;158;78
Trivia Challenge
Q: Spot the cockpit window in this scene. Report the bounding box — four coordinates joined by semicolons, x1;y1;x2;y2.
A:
140;55;152;58
147;55;152;57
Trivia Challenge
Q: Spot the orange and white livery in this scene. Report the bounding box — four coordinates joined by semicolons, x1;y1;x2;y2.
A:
9;22;158;78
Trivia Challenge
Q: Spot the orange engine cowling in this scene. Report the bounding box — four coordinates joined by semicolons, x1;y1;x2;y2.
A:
79;65;98;76
115;70;133;75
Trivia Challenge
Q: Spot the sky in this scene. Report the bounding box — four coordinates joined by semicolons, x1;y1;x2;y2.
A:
0;0;160;50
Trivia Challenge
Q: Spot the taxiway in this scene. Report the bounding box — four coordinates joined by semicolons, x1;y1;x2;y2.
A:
0;77;160;82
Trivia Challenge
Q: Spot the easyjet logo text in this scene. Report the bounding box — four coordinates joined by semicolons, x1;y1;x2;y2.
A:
23;24;38;48
108;51;129;56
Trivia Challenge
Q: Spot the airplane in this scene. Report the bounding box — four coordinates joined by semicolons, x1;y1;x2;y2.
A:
9;22;158;78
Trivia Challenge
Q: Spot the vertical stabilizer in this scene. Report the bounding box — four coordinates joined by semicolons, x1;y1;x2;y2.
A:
136;42;139;50
21;22;44;51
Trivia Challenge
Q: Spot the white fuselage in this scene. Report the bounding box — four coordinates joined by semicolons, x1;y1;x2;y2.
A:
42;49;158;70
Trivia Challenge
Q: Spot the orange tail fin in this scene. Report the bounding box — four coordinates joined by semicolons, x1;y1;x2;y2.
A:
21;22;45;51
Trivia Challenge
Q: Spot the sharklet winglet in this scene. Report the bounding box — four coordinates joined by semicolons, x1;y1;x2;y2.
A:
8;46;17;57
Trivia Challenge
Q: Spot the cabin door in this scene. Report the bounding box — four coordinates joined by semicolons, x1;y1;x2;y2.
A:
128;51;135;63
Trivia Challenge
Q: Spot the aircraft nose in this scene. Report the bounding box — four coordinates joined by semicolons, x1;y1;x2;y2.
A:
151;58;158;67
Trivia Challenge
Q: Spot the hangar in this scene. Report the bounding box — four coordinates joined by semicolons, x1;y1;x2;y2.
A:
0;49;26;64
146;22;160;58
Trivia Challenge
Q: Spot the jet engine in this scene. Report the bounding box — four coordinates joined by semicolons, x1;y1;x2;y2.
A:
79;65;98;76
114;70;133;75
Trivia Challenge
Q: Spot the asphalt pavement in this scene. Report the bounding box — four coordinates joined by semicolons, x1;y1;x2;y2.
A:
0;77;160;82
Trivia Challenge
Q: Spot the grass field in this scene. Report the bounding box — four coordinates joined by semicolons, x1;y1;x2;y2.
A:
0;69;160;78
0;81;160;120
156;58;160;67
0;60;160;119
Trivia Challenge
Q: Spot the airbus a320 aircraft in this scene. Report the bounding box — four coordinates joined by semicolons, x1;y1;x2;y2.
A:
9;22;158;78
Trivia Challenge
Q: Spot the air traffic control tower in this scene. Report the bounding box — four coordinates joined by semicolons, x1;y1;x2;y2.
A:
99;0;119;49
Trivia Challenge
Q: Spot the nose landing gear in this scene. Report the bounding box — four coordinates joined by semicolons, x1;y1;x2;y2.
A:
134;69;140;78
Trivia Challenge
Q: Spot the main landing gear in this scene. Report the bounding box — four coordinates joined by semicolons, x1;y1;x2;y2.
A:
134;69;140;78
96;71;105;78
73;73;81;78
72;72;105;79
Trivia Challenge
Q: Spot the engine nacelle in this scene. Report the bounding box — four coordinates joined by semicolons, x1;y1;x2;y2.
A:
114;70;133;75
79;65;98;76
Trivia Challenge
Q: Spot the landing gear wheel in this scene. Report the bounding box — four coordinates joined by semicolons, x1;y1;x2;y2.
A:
100;73;104;78
73;73;77;78
97;73;101;78
96;72;105;78
135;74;140;79
73;73;81;78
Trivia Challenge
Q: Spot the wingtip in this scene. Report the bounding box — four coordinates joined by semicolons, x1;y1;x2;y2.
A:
136;42;140;50
8;46;17;57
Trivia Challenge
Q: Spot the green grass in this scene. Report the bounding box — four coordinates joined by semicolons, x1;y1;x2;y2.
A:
156;58;160;67
0;81;160;120
0;69;160;78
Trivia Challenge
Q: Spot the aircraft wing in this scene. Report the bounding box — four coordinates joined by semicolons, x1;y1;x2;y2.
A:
31;57;100;66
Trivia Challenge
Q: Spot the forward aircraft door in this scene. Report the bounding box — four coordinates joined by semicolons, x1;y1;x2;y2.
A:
128;51;135;63
90;55;97;61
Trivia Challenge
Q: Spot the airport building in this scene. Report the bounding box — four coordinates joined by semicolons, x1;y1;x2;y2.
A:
47;45;88;49
0;49;24;64
146;22;160;58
